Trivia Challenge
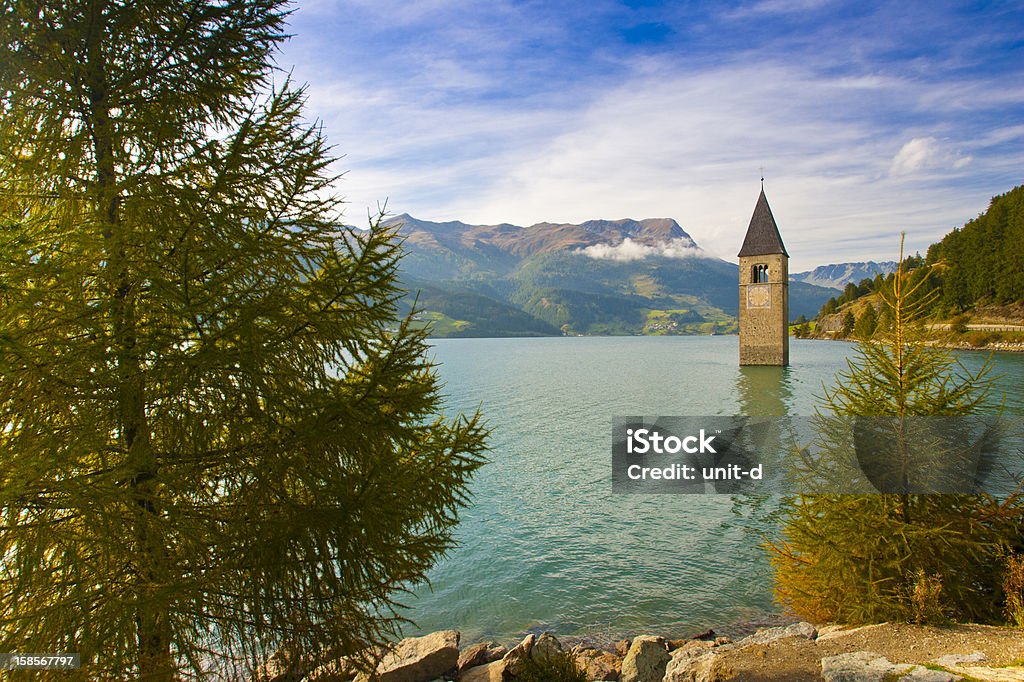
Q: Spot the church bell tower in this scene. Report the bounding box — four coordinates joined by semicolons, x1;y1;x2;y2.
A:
738;187;789;366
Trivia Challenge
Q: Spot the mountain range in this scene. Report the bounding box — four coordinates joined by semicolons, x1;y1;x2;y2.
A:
387;214;840;337
791;261;899;289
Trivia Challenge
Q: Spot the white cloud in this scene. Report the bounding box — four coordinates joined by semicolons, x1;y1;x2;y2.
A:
890;137;940;175
439;61;905;266
889;137;971;176
421;60;1019;270
581;238;705;262
726;0;832;18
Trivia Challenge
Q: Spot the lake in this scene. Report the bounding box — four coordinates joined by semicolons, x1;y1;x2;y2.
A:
400;336;1024;643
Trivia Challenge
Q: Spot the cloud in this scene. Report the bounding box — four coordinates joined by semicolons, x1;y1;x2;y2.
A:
726;0;832;18
441;61;897;257
890;137;940;175
581;237;705;261
889;137;972;176
306;57;1020;269
430;57;1024;270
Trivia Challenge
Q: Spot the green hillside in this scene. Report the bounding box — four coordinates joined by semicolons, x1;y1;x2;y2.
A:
810;184;1024;344
926;184;1024;312
398;279;560;338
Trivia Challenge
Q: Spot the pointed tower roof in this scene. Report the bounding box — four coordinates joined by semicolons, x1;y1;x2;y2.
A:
738;188;788;257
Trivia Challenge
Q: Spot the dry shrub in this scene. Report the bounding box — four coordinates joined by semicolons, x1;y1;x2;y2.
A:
1004;554;1024;627
911;570;946;624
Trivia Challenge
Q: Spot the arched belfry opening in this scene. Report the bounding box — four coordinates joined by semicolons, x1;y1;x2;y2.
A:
738;188;789;366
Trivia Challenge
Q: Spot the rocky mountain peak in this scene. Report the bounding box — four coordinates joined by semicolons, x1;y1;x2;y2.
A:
379;214;699;258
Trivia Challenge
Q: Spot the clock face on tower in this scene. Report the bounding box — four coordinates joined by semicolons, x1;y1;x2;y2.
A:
747;284;771;309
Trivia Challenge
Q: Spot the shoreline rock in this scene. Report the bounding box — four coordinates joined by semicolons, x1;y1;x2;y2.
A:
620;636;671;682
457;642;508;674
259;622;1024;682
353;630;460;682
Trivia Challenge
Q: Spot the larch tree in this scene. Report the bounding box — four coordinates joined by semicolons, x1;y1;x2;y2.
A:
0;1;487;679
770;237;1023;624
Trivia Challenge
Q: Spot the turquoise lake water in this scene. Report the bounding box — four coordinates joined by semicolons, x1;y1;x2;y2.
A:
400;337;1024;643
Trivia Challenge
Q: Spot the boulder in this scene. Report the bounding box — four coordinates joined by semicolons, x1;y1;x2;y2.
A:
531;633;564;662
500;634;535;678
620;636;670;682
820;651;915;682
662;647;723;682
736;622;817;647
458;643;508;673
573;648;622;681
613;640;631;657
931;652;987;668
950;667;1022;681
458;660;506;682
815;624;889;642
355;630;460;682
672;641;715;654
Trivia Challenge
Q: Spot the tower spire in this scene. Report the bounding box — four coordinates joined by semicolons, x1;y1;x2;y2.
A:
738;186;790;367
737;187;788;258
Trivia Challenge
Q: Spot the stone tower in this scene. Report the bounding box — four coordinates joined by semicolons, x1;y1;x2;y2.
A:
738;188;789;366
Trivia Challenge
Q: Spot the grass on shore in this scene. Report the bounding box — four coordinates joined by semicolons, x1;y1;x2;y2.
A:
945;330;1024;347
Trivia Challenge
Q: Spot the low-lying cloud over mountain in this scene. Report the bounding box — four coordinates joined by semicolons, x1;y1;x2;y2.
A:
580;237;705;261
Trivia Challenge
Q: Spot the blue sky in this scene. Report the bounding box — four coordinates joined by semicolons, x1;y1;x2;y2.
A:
278;0;1024;270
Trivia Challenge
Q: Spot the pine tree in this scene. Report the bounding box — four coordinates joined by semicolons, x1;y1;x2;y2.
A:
854;303;877;339
0;2;486;679
840;282;859;304
770;237;1023;624
841;310;856;337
